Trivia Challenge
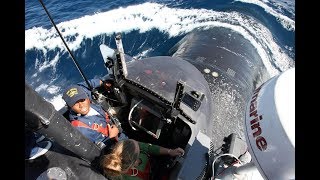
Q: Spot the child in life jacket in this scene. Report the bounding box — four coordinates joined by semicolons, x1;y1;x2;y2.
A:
62;78;127;149
100;139;184;180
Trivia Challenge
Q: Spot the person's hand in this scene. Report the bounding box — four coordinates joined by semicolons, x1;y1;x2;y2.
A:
168;147;184;157
107;124;119;139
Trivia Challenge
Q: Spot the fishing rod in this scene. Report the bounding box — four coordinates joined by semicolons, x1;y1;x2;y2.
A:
38;0;94;91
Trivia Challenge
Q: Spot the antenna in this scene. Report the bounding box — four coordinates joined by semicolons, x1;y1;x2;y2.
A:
115;33;128;77
38;0;94;91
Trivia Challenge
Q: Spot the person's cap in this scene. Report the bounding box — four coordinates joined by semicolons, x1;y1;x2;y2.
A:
62;85;88;107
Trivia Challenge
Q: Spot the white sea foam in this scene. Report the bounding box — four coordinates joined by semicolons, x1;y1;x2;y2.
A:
133;48;153;59
35;84;48;92
235;0;295;31
47;85;61;95
46;94;66;111
37;53;60;73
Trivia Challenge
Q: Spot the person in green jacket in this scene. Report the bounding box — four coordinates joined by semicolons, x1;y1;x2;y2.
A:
100;139;184;180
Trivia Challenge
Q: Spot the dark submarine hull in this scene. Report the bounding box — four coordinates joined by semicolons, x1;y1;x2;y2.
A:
171;27;270;150
25;28;270;180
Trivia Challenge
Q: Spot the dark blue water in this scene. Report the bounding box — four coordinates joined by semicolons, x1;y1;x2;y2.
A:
25;0;295;110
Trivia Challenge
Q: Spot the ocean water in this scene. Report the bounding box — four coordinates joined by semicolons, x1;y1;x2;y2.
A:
25;0;295;111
